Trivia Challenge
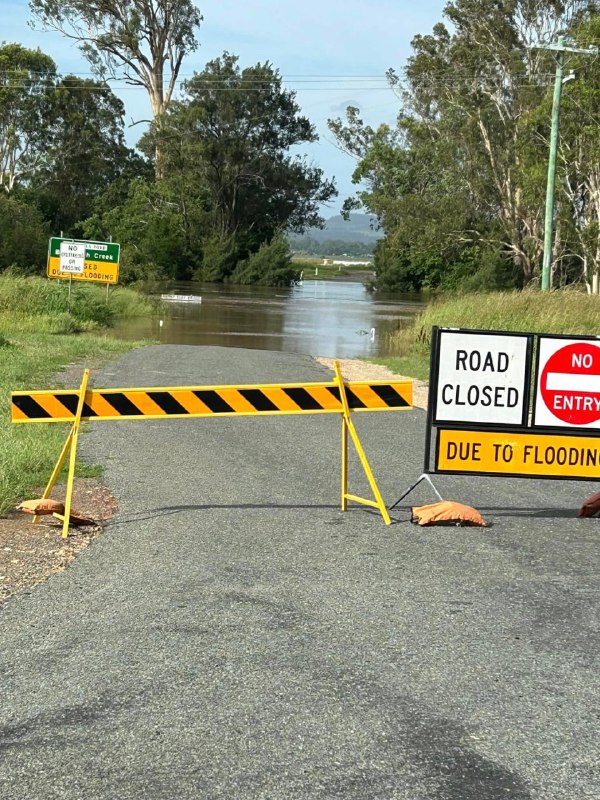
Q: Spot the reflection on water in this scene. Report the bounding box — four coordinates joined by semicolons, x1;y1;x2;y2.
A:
111;280;424;359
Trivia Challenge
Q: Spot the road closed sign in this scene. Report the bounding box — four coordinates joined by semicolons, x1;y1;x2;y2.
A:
534;336;600;429
433;330;531;426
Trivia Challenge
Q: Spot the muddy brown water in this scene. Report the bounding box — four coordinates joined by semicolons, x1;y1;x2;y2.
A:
110;280;425;359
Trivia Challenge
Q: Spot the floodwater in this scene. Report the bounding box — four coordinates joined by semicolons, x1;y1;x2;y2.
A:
111;280;425;359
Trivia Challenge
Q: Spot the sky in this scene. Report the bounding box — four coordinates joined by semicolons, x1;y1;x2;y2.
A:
3;0;448;216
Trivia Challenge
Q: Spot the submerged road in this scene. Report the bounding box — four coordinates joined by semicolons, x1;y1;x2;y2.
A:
1;346;599;799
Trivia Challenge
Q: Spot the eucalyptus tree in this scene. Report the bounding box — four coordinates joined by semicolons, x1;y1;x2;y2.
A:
330;0;591;289
553;8;600;292
0;43;56;192
29;0;203;174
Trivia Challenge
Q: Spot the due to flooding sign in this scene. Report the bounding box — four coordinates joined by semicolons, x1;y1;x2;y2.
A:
434;330;531;426
436;428;600;480
534;337;600;429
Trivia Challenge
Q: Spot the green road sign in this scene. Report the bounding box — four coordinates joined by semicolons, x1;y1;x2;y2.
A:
47;237;120;284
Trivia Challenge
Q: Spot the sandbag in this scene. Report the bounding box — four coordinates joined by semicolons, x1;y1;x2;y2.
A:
411;500;487;527
16;498;65;516
578;490;600;518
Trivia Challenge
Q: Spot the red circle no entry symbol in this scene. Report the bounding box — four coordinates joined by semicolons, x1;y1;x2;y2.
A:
541;342;600;425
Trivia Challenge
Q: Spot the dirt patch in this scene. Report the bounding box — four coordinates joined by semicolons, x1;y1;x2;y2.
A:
0;478;117;607
316;357;429;410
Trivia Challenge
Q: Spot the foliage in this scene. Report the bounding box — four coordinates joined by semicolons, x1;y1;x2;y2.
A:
0;43;56;191
0;275;155;327
230;234;299;286
0;195;49;270
141;53;337;281
27;75;143;235
377;288;600;380
329;1;600;293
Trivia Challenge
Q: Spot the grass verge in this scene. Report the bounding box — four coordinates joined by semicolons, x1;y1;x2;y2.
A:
370;289;600;382
0;276;153;515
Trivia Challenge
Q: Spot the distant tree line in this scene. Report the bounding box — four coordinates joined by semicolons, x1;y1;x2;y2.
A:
329;0;600;293
288;237;375;257
1;2;337;286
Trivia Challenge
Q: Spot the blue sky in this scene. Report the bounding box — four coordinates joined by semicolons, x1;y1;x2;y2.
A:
3;0;447;215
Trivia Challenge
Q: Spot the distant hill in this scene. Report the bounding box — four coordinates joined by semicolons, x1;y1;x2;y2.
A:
289;213;382;245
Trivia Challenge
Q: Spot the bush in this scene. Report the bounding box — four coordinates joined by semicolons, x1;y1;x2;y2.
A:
0;195;49;273
195;233;238;282
0;276;155;328
230;234;300;286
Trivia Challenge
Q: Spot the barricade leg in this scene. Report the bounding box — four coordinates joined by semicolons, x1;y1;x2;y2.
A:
33;428;73;525
335;362;391;526
34;369;90;538
341;416;348;511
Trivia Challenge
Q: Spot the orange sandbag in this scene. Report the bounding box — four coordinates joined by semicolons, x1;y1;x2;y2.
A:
17;498;65;516
411;500;487;527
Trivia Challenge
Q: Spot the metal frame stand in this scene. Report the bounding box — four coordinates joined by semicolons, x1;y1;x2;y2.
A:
33;369;89;538
389;473;443;510
335;361;391;525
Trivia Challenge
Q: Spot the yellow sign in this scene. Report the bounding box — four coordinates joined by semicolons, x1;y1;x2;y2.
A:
47;256;119;284
436;428;600;480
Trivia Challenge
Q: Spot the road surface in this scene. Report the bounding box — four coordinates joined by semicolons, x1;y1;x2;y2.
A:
1;346;598;799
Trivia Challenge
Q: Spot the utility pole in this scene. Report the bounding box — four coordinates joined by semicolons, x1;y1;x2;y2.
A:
534;37;597;291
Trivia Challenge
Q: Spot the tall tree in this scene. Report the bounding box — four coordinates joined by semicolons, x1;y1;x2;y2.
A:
553;7;600;292
145;53;337;280
330;1;591;290
29;0;203;174
0;44;56;192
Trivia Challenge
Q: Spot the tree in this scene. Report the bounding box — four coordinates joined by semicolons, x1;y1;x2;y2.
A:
553;7;600;292
29;0;203;175
29;75;147;234
0;194;49;270
330;1;591;290
146;53;337;281
0;43;56;192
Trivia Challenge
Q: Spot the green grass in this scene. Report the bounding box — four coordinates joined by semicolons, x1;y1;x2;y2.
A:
370;289;600;382
0;275;154;515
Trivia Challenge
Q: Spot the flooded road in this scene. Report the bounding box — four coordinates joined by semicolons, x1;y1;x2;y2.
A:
111;280;424;359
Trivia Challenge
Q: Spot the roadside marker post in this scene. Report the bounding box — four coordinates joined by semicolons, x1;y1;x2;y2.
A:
12;365;413;534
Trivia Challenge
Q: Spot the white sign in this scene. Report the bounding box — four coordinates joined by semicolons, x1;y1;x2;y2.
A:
160;294;202;304
534;336;600;429
434;330;530;425
59;242;86;274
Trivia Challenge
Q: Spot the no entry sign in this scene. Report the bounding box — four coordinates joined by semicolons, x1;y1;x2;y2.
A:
534;337;600;429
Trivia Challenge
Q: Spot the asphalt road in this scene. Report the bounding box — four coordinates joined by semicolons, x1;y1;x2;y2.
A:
1;346;599;800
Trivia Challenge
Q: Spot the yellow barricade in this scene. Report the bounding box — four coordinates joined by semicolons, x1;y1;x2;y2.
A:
11;363;413;536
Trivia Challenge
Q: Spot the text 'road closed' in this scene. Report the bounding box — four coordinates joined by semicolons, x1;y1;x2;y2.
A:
434;331;530;426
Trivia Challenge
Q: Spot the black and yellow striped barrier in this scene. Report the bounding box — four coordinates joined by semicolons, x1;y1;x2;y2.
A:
12;364;413;535
11;380;411;422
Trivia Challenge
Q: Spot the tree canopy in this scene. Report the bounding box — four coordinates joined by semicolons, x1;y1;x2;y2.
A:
329;0;600;292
